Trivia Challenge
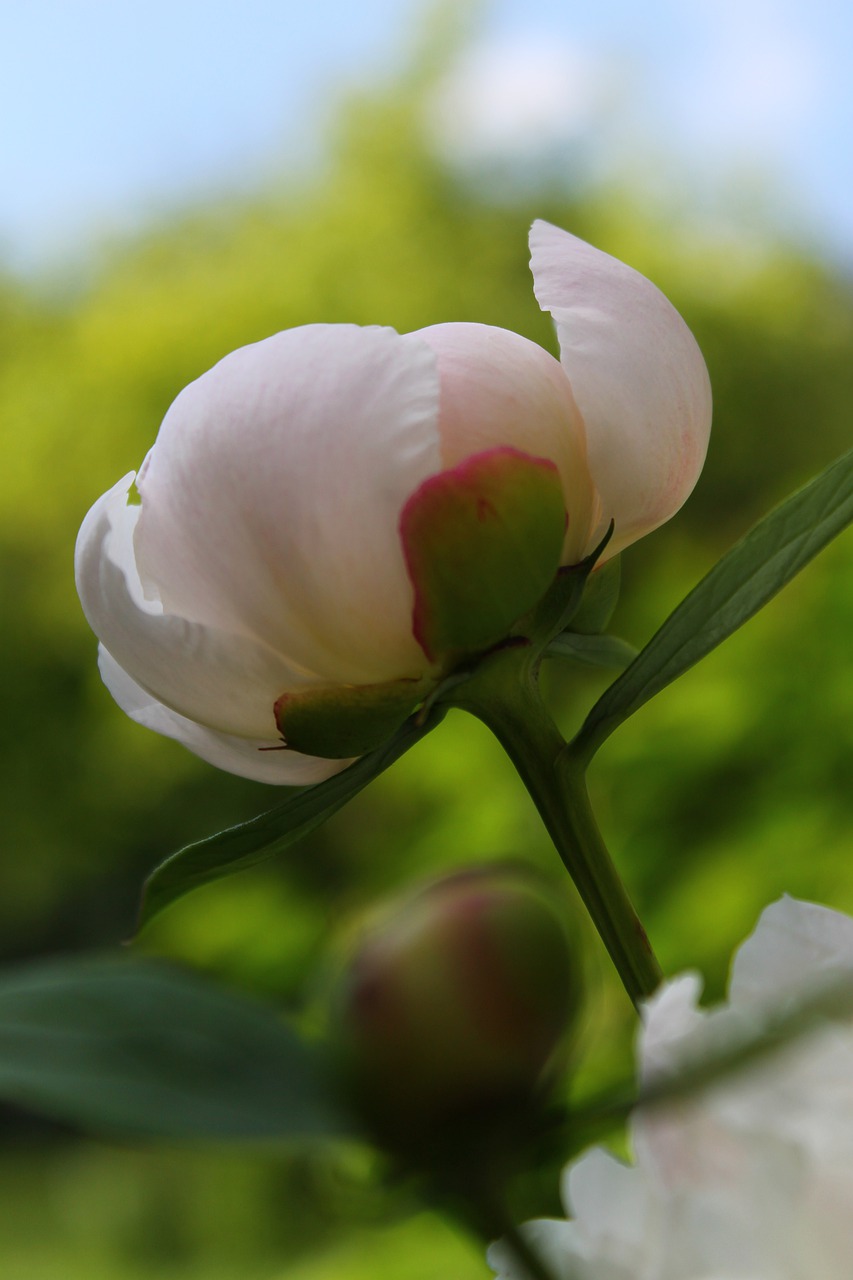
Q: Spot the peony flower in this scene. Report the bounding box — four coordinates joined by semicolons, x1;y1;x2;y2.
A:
75;222;711;784
488;896;853;1280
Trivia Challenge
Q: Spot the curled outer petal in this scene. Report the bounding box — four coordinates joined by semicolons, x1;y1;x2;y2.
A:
75;476;346;784
530;220;712;557
98;649;345;785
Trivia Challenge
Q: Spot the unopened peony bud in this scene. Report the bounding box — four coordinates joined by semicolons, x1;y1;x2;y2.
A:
75;222;711;784
329;867;581;1151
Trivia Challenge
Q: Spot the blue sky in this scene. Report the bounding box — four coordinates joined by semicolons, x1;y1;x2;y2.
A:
4;0;852;270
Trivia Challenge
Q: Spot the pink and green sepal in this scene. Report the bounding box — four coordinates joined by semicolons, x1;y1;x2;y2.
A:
399;446;567;662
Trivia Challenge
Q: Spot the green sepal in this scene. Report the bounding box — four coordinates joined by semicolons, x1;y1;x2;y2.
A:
400;447;567;661
569;554;621;634
546;632;639;670
275;676;433;759
527;522;615;655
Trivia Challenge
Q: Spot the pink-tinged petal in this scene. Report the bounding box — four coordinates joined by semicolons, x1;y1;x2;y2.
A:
530;221;712;555
134;325;441;686
75;476;317;740
98;649;345;786
400;447;567;661
411;322;599;564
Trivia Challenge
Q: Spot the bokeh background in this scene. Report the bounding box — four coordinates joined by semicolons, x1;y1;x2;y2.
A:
2;1;851;1275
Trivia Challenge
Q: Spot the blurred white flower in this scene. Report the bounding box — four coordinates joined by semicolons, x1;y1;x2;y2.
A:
427;36;610;161
489;895;853;1280
75;223;710;783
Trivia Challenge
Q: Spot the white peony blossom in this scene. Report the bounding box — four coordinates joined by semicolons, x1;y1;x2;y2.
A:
75;223;711;784
489;896;853;1280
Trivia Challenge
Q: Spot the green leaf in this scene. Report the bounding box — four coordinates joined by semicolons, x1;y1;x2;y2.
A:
0;954;352;1141
138;707;445;930
572;447;853;761
546;632;639;670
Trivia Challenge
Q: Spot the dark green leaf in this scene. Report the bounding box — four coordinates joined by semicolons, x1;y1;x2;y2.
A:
572;447;853;760
138;708;445;930
545;632;639;670
0;954;352;1141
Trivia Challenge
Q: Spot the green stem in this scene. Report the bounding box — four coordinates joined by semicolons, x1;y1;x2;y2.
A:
453;648;662;1008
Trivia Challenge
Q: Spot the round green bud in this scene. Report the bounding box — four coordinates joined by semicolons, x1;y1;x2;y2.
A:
329;866;581;1152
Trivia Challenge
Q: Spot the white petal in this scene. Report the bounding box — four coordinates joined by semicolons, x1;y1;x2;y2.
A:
486;1220;579;1280
134;324;442;684
634;975;749;1188
564;1147;662;1264
503;900;853;1280
530;221;712;555
411;322;599;563
76;476;315;739
98;649;345;785
639;972;707;1083
730;895;853;1012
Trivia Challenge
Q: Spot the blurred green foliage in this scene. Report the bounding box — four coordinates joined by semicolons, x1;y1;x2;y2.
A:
1;14;851;1278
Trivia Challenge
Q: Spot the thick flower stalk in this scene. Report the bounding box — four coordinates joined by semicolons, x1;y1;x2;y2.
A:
489;896;853;1280
75;222;711;783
